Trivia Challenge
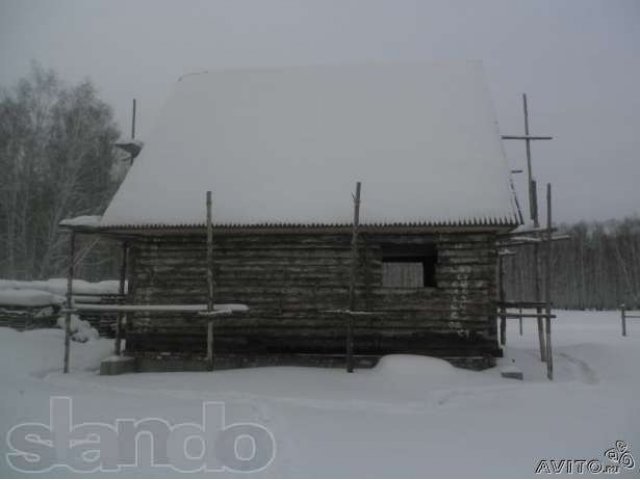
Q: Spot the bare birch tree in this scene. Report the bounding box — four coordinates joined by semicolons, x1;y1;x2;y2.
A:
0;64;121;280
505;216;640;310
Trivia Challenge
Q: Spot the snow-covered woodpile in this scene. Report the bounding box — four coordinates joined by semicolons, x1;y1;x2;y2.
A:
0;305;61;330
0;279;122;333
0;288;63;330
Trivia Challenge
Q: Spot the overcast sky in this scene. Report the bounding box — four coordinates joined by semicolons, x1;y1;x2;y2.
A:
1;0;639;223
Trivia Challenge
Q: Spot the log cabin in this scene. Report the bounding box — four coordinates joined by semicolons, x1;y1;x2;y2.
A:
63;62;522;371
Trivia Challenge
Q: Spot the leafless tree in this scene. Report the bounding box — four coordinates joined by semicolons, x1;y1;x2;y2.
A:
0;63;122;280
505;217;640;309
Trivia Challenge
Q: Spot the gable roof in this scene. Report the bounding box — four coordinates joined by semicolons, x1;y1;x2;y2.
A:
101;62;520;229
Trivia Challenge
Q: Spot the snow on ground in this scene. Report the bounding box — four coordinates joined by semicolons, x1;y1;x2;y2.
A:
1;311;639;477
55;315;99;343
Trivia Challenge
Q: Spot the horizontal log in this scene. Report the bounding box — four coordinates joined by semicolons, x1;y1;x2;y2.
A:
137;257;355;268
128;294;494;310
437;257;495;266
147;232;494;241
129;289;492;305
499;313;556;319
130;284;490;296
136;250;349;260
128;312;493;328
73;303;247;313
127;330;492;350
128;334;493;348
133;271;492;285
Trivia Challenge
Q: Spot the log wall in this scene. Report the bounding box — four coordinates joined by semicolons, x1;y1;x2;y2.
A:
125;232;499;366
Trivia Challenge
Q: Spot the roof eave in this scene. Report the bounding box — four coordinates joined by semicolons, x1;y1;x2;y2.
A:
75;219;520;237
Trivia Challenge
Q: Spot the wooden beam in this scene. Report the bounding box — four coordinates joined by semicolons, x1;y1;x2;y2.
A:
501;135;553;141
525;95;537;227
346;181;361;373
498;255;506;346
206;190;214;371
497;301;549;308
71;303;248;313
545;183;554;380
498;235;570;248
325;309;379;316
498;227;558;237
131;98;137;139
115;241;128;356
501;94;554;228
519;307;523;335
535;242;546;363
63;232;76;374
348;182;361;313
198;310;235;317
346;314;354;373
502;313;556;319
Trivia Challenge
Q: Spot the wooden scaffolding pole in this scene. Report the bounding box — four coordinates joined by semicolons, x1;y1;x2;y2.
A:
498;254;506;345
524;95;536;226
535;242;546;362
502;94;554;363
115;241;128;356
206;191;215;370
63;232;76;374
545;183;554;380
519;307;523;335
131;98;137;139
501;94;552;227
620;306;640;336
346;181;362;373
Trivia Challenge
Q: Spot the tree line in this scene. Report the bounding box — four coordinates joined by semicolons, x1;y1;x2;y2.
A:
0;64;125;280
504;217;640;310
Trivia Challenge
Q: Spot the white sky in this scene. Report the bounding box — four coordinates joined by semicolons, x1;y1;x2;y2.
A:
1;0;639;223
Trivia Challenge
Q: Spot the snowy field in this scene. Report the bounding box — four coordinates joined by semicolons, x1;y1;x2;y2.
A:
1;310;639;478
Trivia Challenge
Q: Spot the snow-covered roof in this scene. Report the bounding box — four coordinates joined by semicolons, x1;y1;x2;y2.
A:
101;62;520;229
